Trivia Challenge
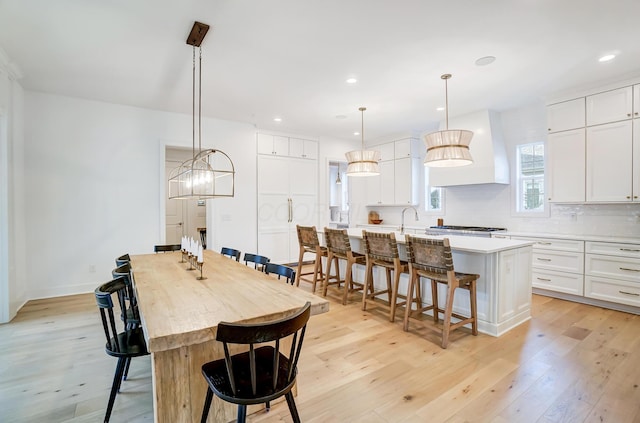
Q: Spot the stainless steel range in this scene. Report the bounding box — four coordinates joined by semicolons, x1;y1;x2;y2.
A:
425;225;507;238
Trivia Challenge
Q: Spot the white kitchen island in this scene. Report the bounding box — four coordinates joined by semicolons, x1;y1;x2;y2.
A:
343;228;534;337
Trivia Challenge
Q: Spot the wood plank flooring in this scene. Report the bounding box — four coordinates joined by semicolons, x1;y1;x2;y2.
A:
2;281;640;422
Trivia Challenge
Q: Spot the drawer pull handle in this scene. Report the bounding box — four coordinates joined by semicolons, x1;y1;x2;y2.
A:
537;242;552;245
537;258;552;261
619;248;640;252
619;290;639;296
537;277;551;282
619;267;640;272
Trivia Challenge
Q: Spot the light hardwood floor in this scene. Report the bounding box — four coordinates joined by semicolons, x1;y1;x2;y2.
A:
2;282;640;422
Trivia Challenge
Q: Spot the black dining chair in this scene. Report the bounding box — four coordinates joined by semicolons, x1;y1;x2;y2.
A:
200;302;311;423
95;277;149;423
221;247;241;261
154;244;181;253
115;253;130;267
111;263;140;381
265;263;296;285
243;253;270;271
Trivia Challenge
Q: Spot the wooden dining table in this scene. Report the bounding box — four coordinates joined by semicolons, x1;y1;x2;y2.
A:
131;250;329;423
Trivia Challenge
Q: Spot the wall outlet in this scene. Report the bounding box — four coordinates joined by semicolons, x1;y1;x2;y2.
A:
89;264;96;273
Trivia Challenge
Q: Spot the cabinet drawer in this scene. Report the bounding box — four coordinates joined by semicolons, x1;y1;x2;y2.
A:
585;241;640;259
585;276;640;307
533;269;583;295
512;237;584;252
585;254;640;282
532;250;584;273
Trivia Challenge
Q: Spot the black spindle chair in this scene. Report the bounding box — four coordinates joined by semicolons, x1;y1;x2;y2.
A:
243;253;270;271
154;244;181;253
221;247;241;261
265;263;296;285
115;253;130;267
95;278;149;423
200;302;311;423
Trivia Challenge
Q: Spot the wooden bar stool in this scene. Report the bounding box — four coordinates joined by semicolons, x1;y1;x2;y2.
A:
403;235;479;349
361;230;410;322
294;225;338;293
323;227;367;305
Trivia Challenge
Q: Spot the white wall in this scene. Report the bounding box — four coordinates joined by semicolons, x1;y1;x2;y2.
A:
351;102;640;238
24;92;257;299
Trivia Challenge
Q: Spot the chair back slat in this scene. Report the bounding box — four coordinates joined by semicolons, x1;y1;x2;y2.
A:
95;278;130;353
362;230;400;261
405;236;454;274
296;225;320;249
222;342;237;394
324;228;353;255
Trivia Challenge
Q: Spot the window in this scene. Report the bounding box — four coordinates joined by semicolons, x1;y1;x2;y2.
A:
516;142;545;213
425;170;444;213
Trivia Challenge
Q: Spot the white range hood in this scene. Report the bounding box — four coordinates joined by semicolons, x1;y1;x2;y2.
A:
427;110;509;186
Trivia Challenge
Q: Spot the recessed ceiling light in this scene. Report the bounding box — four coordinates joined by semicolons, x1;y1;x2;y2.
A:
273;117;282;122
598;54;616;62
436;107;445;111
475;56;496;66
353;132;360;136
335;114;347;119
346;78;357;84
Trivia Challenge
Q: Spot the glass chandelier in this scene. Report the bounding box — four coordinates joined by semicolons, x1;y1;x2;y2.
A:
424;74;474;167
346;107;380;176
169;22;235;200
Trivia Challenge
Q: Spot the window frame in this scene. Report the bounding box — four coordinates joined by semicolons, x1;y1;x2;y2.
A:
513;141;547;216
424;169;445;215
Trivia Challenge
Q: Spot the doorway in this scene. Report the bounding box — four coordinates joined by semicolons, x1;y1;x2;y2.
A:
165;147;207;245
328;160;349;228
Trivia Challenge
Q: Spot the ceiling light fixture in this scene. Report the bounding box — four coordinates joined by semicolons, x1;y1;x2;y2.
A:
168;22;235;200
273;117;282;122
598;54;616;62
335;171;342;185
346;78;358;84
345;107;380;176
424;74;474;167
475;56;496;66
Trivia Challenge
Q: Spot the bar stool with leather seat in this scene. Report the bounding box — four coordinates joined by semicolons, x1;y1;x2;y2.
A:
403;235;478;349
200;302;311;423
95;277;149;423
294;225;338;293
221;247;241;261
323;227;367;305
361;230;412;322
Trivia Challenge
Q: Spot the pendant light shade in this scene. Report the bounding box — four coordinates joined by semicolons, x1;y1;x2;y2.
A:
346;107;380;176
169;21;235;199
335;171;342;185
424;74;474;168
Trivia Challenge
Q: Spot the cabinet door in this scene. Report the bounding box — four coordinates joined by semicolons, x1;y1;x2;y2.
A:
379;160;395;204
365;174;381;205
273;136;289;156
634;84;640;118
634;119;640;201
256;133;274;155
586;87;633;126
394;157;413;205
547;98;585;133
303;139;318;159
586;120;632;202
547;128;585;202
376;143;395;162
394;139;412;158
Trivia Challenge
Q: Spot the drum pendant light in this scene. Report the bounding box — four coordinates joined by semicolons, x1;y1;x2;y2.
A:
345;107;380;176
168;22;235;199
424;74;474;167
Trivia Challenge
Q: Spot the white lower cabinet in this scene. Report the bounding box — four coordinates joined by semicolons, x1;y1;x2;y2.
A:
512;236;584;296
585;241;640;307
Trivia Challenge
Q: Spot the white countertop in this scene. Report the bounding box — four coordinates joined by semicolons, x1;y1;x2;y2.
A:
346;228;533;254
502;231;640;245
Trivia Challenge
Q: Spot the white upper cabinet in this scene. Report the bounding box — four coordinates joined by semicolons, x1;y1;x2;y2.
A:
547;128;585;203
393;138;422;158
586;121;633;202
365;138;421;205
375;142;395;161
634;85;640;119
257;133;289;156
634;119;640;201
288;138;318;159
586;86;633;126
547;98;585;133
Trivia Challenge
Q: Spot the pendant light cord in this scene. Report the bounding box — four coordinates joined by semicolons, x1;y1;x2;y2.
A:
444;76;449;130
192;46;196;159
359;106;366;151
198;46;202;153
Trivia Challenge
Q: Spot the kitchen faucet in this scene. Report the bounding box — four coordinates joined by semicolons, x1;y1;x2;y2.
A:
400;206;419;234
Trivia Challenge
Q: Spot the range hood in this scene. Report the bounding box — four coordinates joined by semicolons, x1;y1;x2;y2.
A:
427;110;509;186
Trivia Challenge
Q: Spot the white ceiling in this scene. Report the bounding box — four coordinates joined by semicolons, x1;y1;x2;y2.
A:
1;0;640;141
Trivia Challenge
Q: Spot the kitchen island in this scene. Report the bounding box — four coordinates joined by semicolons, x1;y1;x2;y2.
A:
344;228;534;337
